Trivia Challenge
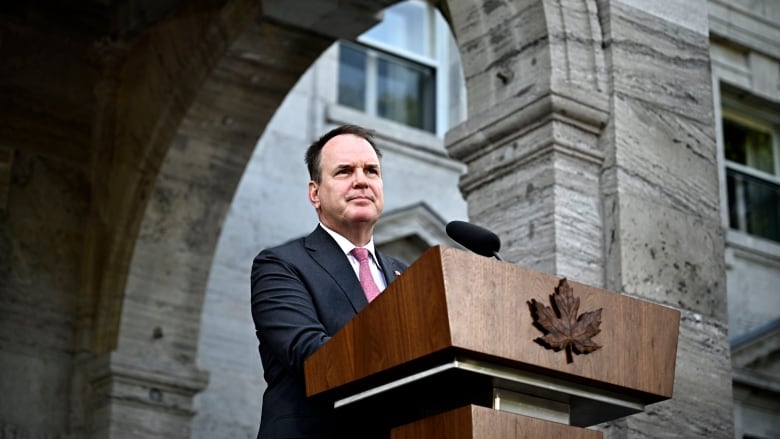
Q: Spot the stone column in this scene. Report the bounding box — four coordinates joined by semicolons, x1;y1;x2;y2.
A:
597;1;733;437
446;0;609;286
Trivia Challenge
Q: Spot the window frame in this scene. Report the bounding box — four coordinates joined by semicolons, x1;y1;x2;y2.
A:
718;90;780;243
338;40;437;132
336;0;466;137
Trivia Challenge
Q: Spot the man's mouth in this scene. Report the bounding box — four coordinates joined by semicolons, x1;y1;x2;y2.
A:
348;194;373;202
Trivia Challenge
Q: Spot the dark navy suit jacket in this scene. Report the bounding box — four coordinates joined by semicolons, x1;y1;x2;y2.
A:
250;225;407;438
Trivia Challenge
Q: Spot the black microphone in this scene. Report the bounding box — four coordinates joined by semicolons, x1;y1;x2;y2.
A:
445;220;503;260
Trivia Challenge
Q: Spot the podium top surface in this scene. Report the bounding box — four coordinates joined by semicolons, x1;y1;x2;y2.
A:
305;246;680;403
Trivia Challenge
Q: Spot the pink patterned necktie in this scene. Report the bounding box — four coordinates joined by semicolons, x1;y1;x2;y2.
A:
351;247;381;302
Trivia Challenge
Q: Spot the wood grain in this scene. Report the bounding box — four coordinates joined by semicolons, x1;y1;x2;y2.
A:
304;246;680;402
390;405;603;439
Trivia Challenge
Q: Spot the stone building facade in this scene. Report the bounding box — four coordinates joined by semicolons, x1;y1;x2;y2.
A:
708;1;780;438
1;0;777;438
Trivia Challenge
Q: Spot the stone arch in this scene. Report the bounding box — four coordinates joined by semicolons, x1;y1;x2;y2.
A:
86;0;261;356
439;0;607;117
96;1;404;436
442;0;609;283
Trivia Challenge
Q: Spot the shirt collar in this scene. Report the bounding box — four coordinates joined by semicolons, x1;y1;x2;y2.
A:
319;223;377;258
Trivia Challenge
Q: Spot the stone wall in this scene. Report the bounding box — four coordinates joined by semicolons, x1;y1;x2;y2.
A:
709;1;780;436
0;151;87;437
709;0;780;340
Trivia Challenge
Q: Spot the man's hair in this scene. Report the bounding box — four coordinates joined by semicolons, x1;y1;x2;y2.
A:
305;124;382;183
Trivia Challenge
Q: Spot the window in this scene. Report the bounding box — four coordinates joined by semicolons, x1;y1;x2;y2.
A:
338;42;435;132
337;0;466;135
722;110;780;243
362;0;428;57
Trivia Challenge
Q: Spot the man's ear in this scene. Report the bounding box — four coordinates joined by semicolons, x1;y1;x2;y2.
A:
308;180;320;209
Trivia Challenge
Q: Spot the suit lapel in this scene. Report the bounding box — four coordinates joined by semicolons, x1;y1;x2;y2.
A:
376;252;403;286
304;226;368;313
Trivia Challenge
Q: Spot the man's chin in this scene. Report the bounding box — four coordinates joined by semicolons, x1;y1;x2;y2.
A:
346;210;380;224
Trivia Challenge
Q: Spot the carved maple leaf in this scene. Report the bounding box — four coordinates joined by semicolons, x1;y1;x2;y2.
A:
530;278;603;363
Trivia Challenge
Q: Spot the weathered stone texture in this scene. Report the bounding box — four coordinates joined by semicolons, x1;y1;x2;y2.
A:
602;2;726;315
553;149;605;286
544;0;609;94
612;97;719;218
447;0;551;116
447;97;608;286
0;152;87;436
606;1;713;124
465;153;558;274
598;1;733;437
606;98;725;320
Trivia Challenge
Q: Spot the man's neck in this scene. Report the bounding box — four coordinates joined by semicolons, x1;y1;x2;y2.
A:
319;222;373;248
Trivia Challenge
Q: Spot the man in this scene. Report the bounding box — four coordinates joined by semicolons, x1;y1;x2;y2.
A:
250;125;407;438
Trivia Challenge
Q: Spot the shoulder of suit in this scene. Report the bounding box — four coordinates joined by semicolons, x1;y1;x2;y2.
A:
380;252;409;269
254;234;308;258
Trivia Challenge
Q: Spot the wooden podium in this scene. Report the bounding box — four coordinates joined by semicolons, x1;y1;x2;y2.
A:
304;246;680;437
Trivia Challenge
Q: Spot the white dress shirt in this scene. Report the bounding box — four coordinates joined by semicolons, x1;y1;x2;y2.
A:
319;223;387;290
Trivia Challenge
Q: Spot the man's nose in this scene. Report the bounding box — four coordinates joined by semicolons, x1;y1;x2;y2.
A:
352;169;369;186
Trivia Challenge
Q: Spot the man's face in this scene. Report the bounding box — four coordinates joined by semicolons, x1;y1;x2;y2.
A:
309;134;384;235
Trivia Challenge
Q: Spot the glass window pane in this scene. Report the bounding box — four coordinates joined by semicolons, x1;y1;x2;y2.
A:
727;168;780;243
338;44;367;111
727;171;741;232
376;53;435;132
723;117;775;174
363;1;427;57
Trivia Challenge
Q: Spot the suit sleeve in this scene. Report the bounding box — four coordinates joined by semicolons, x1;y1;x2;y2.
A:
250;249;330;373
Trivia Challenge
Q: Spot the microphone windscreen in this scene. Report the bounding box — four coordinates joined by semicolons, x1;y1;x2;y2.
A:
445;220;501;257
